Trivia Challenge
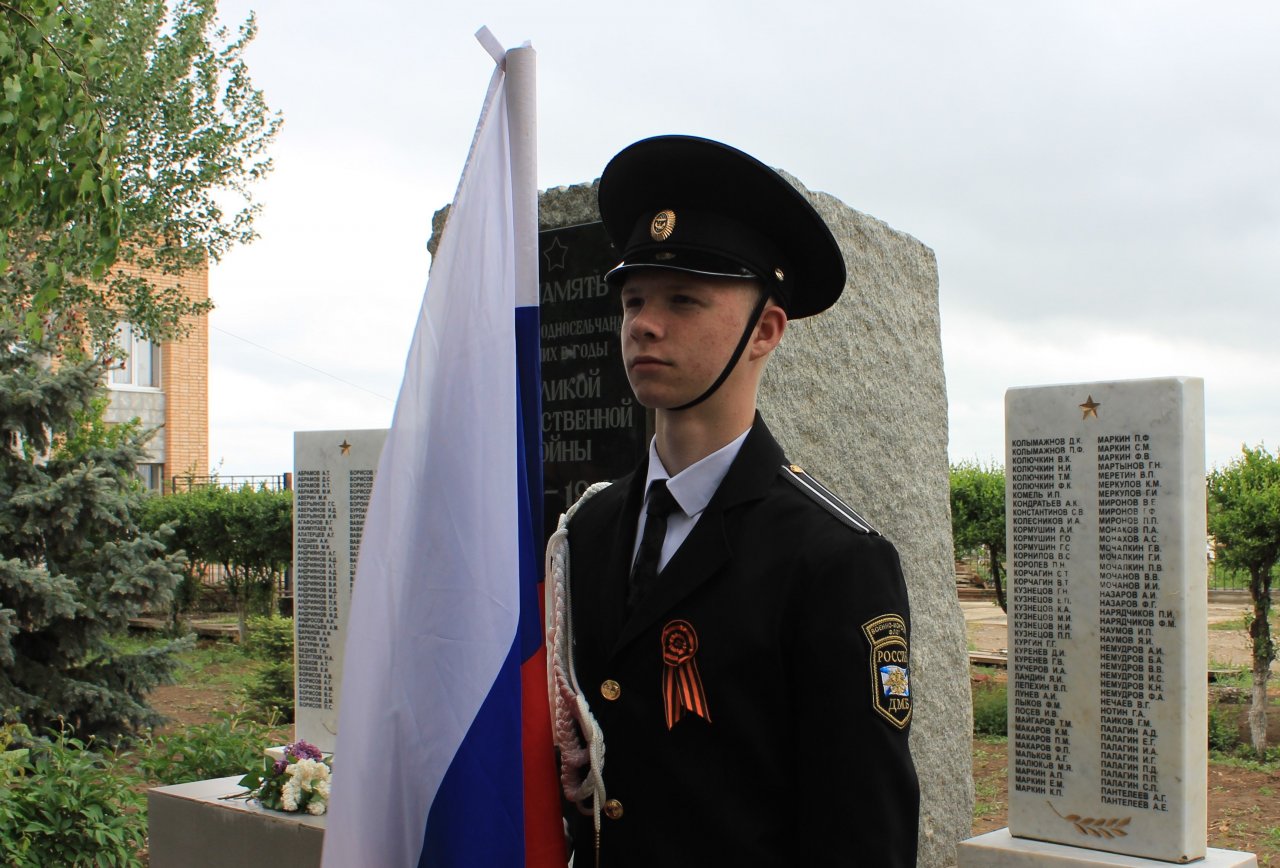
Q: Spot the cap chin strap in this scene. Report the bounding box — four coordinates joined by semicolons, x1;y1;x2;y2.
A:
668;292;770;412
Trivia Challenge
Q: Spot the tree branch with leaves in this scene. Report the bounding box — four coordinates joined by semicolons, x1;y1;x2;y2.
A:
1;0;281;357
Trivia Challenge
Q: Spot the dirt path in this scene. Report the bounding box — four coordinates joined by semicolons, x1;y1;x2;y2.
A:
146;643;295;739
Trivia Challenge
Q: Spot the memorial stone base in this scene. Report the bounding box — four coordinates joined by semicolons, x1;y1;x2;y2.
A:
957;829;1256;867
148;776;325;868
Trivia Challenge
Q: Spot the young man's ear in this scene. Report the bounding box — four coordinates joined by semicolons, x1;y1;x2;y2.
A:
750;303;787;360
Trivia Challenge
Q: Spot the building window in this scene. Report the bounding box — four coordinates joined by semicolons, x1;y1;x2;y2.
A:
137;463;165;492
109;323;161;388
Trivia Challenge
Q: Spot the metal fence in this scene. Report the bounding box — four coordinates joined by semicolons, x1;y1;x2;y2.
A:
1207;561;1276;592
193;562;291;600
168;473;293;493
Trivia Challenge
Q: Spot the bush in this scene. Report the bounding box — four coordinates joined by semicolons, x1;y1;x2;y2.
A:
244;661;295;723
241;615;295;722
0;721;146;867
972;680;1008;736
1209;705;1241;753
243;615;294;663
137;713;277;786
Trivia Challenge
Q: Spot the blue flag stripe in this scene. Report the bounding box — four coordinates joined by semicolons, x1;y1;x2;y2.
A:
420;637;524;866
516;304;544;662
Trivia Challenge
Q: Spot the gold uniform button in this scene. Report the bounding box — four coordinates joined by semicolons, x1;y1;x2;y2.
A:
604;799;624;820
601;679;621;701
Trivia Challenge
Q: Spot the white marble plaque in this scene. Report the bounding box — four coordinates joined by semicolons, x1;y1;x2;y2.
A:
293;429;387;753
1005;378;1206;862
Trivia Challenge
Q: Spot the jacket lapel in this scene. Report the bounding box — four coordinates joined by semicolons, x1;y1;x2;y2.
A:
611;416;785;656
572;460;648;656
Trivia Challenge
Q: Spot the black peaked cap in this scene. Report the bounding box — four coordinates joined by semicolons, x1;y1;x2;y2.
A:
598;135;847;319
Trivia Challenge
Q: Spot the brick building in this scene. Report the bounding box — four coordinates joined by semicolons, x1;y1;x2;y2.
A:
104;261;209;489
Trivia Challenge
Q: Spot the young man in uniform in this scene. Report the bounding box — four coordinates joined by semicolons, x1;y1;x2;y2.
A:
551;135;918;866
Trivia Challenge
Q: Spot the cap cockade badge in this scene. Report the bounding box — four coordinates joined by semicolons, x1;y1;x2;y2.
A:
650;209;676;242
661;620;710;729
862;614;911;729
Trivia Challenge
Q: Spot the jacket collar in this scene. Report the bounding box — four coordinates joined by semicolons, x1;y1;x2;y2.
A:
611;413;784;655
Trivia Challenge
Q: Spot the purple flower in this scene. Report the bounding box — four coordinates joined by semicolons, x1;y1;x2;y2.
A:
273;758;287;775
285;740;324;762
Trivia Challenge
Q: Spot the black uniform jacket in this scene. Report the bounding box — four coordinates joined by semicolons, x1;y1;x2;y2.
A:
566;417;919;867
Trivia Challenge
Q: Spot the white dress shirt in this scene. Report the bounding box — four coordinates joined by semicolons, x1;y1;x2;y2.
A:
631;428;751;573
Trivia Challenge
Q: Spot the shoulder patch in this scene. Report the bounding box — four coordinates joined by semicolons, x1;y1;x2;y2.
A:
862;614;911;729
779;464;879;535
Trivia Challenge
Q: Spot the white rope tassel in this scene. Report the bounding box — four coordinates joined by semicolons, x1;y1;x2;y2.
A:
545;483;612;841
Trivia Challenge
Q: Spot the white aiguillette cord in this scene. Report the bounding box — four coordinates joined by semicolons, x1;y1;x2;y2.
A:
546;482;612;867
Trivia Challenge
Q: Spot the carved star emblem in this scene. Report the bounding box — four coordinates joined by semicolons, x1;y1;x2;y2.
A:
1079;396;1100;419
339;439;352;455
542;236;569;271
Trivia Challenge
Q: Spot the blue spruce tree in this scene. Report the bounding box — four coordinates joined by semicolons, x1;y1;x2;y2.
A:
0;331;186;740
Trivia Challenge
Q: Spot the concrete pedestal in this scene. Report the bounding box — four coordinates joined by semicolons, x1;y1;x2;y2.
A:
957;829;1256;867
148;776;325;868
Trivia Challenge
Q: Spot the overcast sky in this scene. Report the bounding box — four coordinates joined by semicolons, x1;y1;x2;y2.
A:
205;0;1278;479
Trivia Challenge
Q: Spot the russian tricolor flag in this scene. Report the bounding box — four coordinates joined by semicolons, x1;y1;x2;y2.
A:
322;31;565;868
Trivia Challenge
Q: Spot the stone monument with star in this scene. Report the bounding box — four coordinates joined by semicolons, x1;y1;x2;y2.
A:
957;376;1257;867
292;428;387;752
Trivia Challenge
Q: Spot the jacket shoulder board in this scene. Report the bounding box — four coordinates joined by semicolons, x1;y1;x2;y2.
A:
779;464;879;535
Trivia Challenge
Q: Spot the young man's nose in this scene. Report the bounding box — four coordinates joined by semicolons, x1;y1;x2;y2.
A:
628;304;663;340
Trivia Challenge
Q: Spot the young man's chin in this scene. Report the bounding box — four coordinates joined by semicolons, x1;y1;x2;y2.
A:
624;378;670;409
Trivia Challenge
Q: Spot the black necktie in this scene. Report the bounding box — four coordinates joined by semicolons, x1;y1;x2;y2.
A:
627;480;680;611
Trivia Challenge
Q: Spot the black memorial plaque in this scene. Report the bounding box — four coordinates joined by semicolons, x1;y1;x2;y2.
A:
539;222;647;541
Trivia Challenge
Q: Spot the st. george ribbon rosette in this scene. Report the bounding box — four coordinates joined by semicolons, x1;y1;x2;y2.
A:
661;620;711;728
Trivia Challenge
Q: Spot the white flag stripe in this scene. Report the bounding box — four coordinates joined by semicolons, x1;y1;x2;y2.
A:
321;45;522;867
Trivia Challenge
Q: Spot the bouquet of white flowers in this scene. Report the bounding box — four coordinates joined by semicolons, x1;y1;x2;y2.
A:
236;739;332;816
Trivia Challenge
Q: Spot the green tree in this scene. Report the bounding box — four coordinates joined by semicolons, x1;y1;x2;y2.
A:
0;0;121;343
141;484;292;641
1207;444;1280;759
950;460;1007;611
1;0;280;354
0;330;187;741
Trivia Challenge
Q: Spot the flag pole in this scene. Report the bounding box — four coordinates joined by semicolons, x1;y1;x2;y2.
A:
503;42;569;868
505;46;537;308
